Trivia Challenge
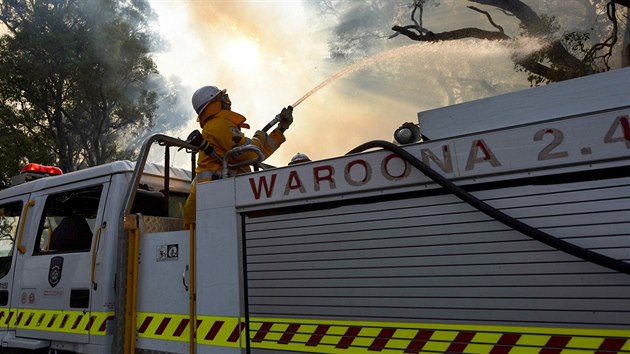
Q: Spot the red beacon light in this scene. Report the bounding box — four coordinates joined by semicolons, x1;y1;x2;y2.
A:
11;163;63;186
10;163;63;186
20;163;63;176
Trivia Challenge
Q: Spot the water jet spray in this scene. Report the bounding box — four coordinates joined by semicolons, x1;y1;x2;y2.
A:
262;43;436;132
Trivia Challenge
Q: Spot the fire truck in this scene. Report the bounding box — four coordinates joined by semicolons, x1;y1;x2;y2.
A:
0;68;629;354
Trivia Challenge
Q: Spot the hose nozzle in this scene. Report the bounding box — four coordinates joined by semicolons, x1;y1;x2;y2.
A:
262;105;293;132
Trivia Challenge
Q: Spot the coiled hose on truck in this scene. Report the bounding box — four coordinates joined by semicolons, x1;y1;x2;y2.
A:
347;140;630;275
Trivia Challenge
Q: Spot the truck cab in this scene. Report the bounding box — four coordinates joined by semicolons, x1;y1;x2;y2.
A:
0;148;192;353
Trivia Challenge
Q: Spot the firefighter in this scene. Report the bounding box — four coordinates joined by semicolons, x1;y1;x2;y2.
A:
183;85;293;228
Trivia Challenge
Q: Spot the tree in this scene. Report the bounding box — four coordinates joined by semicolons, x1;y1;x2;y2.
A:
391;0;630;85
0;103;57;183
0;0;186;178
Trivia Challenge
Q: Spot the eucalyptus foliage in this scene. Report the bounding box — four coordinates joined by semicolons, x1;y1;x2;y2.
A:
0;0;183;182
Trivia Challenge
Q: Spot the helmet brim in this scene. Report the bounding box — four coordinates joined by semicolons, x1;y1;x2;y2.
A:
196;89;227;119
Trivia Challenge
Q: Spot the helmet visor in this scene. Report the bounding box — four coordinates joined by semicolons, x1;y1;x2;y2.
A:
221;93;231;105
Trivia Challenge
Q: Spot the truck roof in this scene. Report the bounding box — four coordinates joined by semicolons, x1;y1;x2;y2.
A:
418;67;630;140
0;161;191;198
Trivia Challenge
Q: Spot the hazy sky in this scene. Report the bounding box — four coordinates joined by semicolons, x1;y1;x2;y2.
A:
1;1;541;168
148;0;535;168
1;1;619;168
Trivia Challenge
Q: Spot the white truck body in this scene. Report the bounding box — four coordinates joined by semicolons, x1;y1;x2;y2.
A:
0;69;628;353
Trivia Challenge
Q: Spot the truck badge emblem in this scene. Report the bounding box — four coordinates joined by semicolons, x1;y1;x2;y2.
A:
48;256;64;288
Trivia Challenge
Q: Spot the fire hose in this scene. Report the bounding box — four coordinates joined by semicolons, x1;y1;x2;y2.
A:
347;140;630;276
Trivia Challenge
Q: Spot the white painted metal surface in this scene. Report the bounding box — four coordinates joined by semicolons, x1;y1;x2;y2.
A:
136;230;190;353
234;108;630;208
419;67;630;140
196;178;245;353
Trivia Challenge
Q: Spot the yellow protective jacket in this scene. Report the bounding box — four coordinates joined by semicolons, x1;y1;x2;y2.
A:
197;108;286;176
184;105;286;228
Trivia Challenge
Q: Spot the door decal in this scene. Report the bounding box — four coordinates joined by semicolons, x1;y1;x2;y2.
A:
48;256;64;288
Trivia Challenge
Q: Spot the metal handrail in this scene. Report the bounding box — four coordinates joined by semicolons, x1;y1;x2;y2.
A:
222;145;265;178
17;200;35;254
91;222;106;291
114;134;197;354
123;134;197;216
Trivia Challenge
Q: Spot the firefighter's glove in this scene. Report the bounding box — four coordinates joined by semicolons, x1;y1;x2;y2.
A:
253;130;268;145
278;106;293;130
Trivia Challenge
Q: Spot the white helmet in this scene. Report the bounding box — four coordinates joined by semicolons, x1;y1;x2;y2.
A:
192;85;226;115
288;152;311;165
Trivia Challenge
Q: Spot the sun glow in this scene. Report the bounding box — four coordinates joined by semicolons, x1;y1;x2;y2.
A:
223;37;260;72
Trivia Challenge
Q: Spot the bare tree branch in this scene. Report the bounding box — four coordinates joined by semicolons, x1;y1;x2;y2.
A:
467;6;504;34
584;2;620;70
390;0;625;84
392;25;510;41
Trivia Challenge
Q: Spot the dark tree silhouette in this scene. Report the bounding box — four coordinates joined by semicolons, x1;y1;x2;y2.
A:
391;0;630;85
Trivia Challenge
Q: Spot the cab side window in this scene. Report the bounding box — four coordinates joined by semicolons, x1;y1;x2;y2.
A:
0;202;22;278
35;185;103;254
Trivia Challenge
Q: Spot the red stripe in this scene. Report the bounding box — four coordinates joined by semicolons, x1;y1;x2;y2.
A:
84;316;95;331
37;314;46;327
15;312;24;326
446;331;476;353
278;324;301;345
306;325;329;346
4;311;14;326
336;326;362;349
228;321;246;342
369;328;396;351
71;315;83;330
490;333;521;354
155;317;171;335
620;116;630;141
405;329;434;354
204;320;224;341
252;322;273;342
98;315;115;332
173;319;190;337
0;311;4;322
47;314;58;328
138;316;153;334
24;313;34;327
540;335;571;354
60;314;68;328
596;338;627;354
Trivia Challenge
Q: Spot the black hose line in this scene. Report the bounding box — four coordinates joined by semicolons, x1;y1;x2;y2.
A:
347;140;630;275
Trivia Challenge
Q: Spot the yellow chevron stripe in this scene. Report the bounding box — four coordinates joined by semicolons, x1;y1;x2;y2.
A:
1;307;628;354
0;308;113;335
135;312;242;348
246;317;630;354
251;316;630;338
194;315;242;347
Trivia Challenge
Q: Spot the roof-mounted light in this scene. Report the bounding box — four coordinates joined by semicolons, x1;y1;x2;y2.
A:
20;163;63;176
394;122;422;145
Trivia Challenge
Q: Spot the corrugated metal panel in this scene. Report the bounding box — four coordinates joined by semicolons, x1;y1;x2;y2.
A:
244;175;630;328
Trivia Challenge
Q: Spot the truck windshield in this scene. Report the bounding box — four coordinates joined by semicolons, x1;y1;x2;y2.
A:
0;201;22;279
